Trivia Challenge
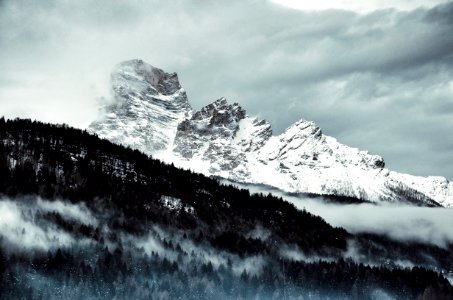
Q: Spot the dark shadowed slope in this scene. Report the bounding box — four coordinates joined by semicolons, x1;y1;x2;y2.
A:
0;117;452;299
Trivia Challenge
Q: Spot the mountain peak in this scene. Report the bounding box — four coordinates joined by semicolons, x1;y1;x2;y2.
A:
113;59;182;96
89;59;191;153
89;60;453;207
282;119;323;141
193;97;246;127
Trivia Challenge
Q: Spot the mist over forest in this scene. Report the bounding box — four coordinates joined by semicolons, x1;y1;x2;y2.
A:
222;180;453;248
0;118;452;299
2;0;453;298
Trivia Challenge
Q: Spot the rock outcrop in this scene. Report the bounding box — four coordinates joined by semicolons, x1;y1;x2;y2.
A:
89;60;453;207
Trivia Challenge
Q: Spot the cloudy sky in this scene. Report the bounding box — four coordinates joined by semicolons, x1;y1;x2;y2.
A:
1;0;452;179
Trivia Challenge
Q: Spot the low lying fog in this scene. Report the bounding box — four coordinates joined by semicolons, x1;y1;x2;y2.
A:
0;196;267;276
0;197;94;250
222;180;453;248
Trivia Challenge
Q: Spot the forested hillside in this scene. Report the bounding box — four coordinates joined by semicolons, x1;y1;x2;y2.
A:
0;118;452;299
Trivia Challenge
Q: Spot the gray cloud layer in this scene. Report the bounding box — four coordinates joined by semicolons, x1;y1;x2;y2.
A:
1;0;452;179
225;180;453;248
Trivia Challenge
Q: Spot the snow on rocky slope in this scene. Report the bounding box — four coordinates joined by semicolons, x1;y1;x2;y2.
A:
88;60;453;207
90;60;192;154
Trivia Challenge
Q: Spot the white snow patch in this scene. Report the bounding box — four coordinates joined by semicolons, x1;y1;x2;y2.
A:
160;195;195;214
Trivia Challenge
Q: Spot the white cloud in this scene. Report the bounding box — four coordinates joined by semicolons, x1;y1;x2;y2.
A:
301;201;453;248
225;180;453;248
37;198;98;226
270;0;450;13
0;199;75;250
0;197;98;251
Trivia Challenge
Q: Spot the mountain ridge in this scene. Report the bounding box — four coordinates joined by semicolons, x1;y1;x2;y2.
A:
89;59;453;207
2;117;452;299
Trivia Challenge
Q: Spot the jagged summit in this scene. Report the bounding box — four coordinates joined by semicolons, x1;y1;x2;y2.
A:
194;97;246;127
90;60;191;154
114;59;182;96
88;60;453;207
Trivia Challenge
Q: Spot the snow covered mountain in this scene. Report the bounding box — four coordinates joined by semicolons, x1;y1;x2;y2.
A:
89;59;453;207
90;60;191;154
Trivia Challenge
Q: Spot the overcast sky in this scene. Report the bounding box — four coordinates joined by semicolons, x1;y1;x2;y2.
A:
1;0;452;179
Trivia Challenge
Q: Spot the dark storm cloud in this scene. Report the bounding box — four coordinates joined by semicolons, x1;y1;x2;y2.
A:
0;0;452;179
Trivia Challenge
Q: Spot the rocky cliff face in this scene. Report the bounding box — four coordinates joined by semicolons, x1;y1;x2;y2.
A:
89;59;191;154
88;60;453;207
173;98;272;175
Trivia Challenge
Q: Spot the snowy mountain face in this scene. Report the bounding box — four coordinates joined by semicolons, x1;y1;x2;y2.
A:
88;60;453;207
173;98;272;175
90;60;191;154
